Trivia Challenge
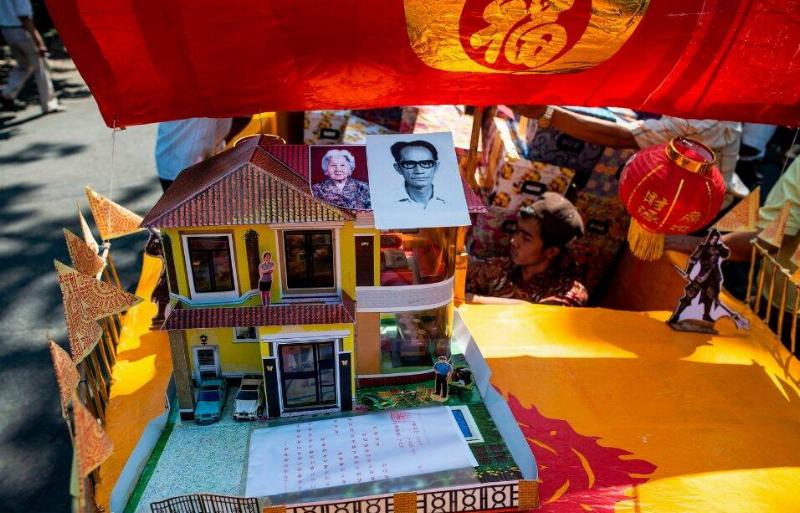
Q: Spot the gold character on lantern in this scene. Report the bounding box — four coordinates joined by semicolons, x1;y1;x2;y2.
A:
642;190;669;212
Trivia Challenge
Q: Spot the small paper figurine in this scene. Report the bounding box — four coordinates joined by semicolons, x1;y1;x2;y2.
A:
432;355;453;402
668;229;750;333
144;230;170;329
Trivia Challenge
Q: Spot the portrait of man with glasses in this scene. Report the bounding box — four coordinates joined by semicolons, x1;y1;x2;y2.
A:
366;132;471;229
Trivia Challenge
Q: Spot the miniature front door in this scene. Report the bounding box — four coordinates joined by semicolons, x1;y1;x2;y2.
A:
193;345;219;381
278;342;337;411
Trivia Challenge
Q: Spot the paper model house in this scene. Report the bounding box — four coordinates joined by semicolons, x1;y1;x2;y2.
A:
141;135;485;420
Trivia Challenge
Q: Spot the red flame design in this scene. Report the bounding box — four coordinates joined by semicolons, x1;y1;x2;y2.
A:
508;394;657;512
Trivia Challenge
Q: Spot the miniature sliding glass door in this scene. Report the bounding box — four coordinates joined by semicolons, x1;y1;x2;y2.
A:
279;342;337;411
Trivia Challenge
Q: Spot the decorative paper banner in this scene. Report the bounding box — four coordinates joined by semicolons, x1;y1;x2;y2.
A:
715;187;760;232
85;186;144;241
56;260;141;362
78;205;100;254
49;340;79;417
64;229;105;277
72;393;113;477
757;203;792;249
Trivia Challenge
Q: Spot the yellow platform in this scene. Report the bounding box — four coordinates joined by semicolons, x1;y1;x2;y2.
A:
95;255;171;511
459;289;800;512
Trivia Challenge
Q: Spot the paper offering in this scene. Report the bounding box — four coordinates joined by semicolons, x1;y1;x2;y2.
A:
246;407;478;497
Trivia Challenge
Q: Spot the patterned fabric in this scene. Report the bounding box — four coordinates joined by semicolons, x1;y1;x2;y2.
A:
526;125;605;190
467;207;518;258
64;228;104;277
583;147;636;198
351;108;406;132
49;340;79;417
411;105;474;149
342;115;396;144
488;160;575;210
569;192;631;295
466;256;588;306
715;186;760;232
56;260;141;362
73;393;113;477
480;115;524;191
78;206;100;253
85;186;143;241
311;178;372;210
304;110;349;145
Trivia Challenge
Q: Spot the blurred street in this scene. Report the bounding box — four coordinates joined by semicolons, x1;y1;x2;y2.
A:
0;56;162;512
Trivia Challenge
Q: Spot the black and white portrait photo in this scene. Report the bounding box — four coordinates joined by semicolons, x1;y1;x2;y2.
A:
365;132;470;229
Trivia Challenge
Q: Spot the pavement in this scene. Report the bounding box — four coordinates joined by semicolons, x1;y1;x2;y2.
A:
0;56;163;513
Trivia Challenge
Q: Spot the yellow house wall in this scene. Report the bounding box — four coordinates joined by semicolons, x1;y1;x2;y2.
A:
184;328;262;377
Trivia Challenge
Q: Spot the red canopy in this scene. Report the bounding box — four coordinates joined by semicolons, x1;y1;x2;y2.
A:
48;0;800;128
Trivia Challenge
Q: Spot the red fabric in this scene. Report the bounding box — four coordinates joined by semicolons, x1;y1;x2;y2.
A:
47;0;800;127
619;141;726;235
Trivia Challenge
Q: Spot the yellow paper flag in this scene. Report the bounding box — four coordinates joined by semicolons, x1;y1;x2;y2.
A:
49;340;79;417
64;229;105;277
73;393;113;477
757;203;792;249
55;260;141;362
715;186;760;232
85;186;143;241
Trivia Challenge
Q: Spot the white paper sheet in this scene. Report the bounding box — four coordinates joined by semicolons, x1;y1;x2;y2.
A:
246;407;478;497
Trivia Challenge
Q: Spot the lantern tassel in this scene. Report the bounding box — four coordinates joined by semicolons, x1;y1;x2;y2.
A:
628;219;665;261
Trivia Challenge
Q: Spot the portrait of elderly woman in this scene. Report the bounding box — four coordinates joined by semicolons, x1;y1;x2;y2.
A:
311;148;372;210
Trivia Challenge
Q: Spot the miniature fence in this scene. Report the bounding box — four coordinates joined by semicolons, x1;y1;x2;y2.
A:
150;479;539;513
746;242;800;354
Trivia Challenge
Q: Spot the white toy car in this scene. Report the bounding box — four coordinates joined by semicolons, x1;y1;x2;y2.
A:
233;377;264;420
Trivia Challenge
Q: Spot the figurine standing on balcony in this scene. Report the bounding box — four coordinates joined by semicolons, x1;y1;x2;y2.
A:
258;251;275;306
432;356;453;402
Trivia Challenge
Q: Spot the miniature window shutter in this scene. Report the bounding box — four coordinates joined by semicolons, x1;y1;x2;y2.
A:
245;230;260;290
160;233;179;292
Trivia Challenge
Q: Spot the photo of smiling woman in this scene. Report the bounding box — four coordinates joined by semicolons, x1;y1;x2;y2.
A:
310;147;371;210
365;132;470;230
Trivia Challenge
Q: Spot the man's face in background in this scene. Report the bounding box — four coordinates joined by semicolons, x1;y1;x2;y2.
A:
394;145;439;189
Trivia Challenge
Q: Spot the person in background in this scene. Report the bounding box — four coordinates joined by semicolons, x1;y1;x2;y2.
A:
0;0;64;113
155;117;232;191
466;192;587;306
512;106;749;203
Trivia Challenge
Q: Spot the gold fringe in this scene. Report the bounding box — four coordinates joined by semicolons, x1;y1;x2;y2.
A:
628;219;664;261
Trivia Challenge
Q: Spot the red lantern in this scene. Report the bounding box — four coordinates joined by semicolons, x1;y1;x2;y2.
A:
619;137;726;261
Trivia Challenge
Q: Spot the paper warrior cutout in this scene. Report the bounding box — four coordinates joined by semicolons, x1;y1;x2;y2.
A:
85;186;144;240
55;260;141;362
668;229;749;334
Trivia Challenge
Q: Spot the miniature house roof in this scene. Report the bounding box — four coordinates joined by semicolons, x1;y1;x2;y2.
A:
141;135;355;228
163;292;355;330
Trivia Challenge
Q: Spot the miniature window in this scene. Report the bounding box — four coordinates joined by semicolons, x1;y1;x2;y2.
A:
234;327;258;341
379;304;452;373
283;230;335;290
379;228;456;286
186;235;235;293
